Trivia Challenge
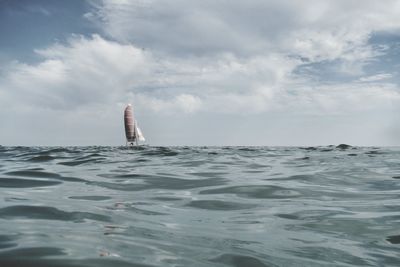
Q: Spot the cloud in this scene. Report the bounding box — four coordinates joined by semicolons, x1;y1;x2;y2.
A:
1;1;400;145
135;93;202;113
359;73;393;82
1;33;399;117
89;0;400;63
1;35;149;110
2;1;399;115
0;34;301;114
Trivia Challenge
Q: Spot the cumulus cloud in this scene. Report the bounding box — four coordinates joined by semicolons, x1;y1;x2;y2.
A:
1;33;399;116
0;34;299;114
1;35;148;109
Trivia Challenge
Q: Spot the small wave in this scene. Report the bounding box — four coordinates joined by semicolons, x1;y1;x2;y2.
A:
92;176;227;191
288;246;371;266
45;147;75;153
0;205;111;222
6;170;60;178
210;254;274;267
75;153;104;160
275;213;300;220
58;158;104;166
266;174;315;181
5;170;86;183
127;206;167;216
0;177;61;188
188;172;228;177
200;185;302;199
0;247;66;259
237;147;261;152
365;150;385;155
138;176;227;189
185;200;257;210
105;173;153;179
151;197;182;201
141;147;179;157
27;155;55;162
0;247;140;267
68;195;112;201
0;234;18;250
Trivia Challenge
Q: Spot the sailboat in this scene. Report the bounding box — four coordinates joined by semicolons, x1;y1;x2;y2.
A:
124;104;145;146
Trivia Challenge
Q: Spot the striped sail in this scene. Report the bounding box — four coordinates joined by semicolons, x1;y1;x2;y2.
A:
124;104;145;144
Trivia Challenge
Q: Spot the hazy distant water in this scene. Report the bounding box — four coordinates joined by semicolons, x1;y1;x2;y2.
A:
1;145;400;267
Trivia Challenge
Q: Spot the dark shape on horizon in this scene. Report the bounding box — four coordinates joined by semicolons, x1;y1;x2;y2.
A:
386;235;400;244
336;144;351;150
303;147;318;151
124;104;145;146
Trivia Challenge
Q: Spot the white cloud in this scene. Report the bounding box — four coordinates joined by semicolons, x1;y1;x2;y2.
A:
1;35;149;109
1;34;399;117
1;1;400;145
135;93;202;113
359;73;393;82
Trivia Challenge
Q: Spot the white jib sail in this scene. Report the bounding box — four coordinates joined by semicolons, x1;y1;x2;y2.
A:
135;122;145;142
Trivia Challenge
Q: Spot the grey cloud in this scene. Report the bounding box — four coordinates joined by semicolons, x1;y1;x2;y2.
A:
89;0;290;56
90;0;400;62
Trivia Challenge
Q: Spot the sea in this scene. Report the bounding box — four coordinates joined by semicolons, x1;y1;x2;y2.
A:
0;145;399;267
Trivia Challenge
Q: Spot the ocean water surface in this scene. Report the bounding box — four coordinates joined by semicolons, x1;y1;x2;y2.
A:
0;145;399;266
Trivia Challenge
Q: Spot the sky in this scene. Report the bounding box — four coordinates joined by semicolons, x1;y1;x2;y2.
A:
1;0;400;146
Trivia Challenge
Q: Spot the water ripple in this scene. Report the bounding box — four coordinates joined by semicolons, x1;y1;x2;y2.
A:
200;185;302;199
0;146;400;266
185;200;257;210
0;205;111;222
0;177;61;188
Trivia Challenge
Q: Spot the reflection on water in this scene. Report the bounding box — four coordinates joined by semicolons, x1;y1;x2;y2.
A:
0;145;400;266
